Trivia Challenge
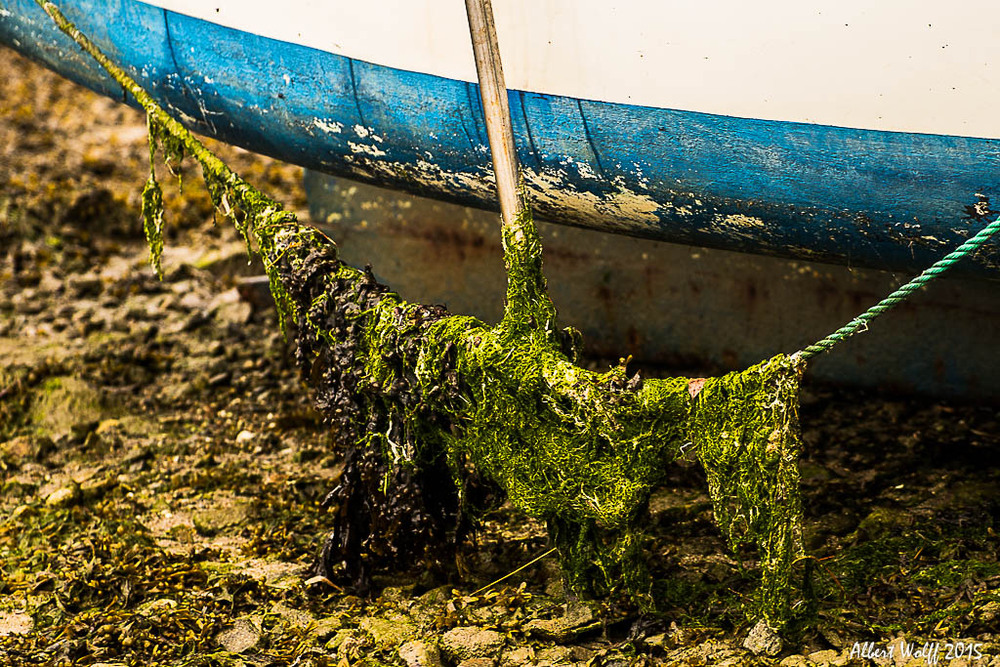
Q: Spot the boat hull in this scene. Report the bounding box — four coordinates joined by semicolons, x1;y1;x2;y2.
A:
306;170;1000;399
2;0;1000;276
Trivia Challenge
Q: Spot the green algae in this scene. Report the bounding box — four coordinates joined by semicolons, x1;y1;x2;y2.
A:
28;375;106;438
274;209;804;625
0;367;31;442
0;493;336;666
690;356;804;621
35;0;806;626
814;521;1000;635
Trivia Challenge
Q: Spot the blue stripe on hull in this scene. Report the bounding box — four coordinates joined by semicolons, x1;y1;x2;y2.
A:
3;0;999;275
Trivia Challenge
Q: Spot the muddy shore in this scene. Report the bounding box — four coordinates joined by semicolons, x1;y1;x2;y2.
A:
3;46;1000;666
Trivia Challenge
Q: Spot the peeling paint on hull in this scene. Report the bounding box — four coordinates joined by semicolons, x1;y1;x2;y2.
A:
3;0;1000;276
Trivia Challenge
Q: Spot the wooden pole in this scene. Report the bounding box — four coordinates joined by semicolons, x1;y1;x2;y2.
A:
464;0;524;228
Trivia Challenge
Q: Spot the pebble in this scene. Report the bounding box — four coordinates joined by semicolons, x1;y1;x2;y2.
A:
440;627;505;663
535;646;573;663
67;273;102;297
359;615;418;649
522;601;599;642
137;598;178;616
191;494;254;535
311;616;344;642
210;288;252;327
216;616;261;654
12;290;44;314
501;647;534;666
327;629;365;659
45;483;80;507
0;435;44;464
743;620;783;657
457;659;496;667
235;429;255;445
399;640;443;667
269;602;314;630
95;419;121;435
79;474;116;501
808;649;842;666
0;610;34;636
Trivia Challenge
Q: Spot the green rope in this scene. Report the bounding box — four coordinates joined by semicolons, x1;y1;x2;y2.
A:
798;216;1000;360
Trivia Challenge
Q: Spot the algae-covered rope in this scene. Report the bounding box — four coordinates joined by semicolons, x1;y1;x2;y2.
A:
33;0;301;329
35;0;807;627
464;0;557;336
797;216;1000;360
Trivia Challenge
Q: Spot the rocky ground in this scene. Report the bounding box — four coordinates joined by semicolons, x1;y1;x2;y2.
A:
3;46;1000;667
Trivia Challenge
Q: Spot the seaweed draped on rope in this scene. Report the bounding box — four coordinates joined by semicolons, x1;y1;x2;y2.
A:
274;216;805;624
35;0;806;626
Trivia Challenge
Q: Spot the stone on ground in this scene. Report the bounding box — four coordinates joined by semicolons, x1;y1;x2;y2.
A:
440;627;505;663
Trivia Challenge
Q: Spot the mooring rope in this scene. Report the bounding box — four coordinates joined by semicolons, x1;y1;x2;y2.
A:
797;215;1000;360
